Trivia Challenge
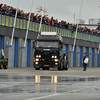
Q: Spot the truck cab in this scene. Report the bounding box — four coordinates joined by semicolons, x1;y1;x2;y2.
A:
33;32;68;70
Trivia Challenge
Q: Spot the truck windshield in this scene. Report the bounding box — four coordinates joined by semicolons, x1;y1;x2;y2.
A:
36;41;59;48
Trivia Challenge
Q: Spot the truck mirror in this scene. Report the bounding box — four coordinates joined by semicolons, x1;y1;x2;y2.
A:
61;44;63;48
33;42;35;48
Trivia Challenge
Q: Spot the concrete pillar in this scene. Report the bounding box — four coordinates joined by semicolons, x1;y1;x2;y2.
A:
17;38;22;68
68;45;72;67
94;48;98;67
76;46;78;67
83;47;86;67
30;40;34;67
4;36;10;58
89;47;92;67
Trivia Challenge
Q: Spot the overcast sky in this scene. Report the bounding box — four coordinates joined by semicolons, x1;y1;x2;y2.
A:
1;0;100;24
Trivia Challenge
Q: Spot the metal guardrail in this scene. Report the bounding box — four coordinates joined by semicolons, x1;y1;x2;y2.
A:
0;13;100;43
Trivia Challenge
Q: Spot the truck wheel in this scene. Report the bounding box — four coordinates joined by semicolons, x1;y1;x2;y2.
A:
35;68;40;70
42;68;45;70
3;65;8;69
58;67;61;70
0;65;2;69
65;68;68;70
46;68;49;70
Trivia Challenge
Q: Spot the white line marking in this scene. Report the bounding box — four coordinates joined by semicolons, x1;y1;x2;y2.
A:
26;86;95;100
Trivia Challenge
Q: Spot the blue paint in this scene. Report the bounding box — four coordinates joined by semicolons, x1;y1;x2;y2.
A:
80;78;82;82
14;38;18;68
97;51;99;67
27;40;30;67
63;50;66;53
92;48;94;67
87;47;89;67
1;36;4;49
73;77;75;82
27;76;29;81
95;53;99;55
73;46;76;67
6;45;12;48
5;14;6;25
77;52;81;54
90;53;93;55
66;45;68;54
1;13;2;25
70;51;74;53
32;48;35;50
20;47;25;49
80;47;83;67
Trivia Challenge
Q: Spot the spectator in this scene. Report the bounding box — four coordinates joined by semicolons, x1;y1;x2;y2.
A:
0;3;3;9
0;3;100;36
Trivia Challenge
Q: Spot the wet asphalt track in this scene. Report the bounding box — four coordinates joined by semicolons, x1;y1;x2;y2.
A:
0;67;100;100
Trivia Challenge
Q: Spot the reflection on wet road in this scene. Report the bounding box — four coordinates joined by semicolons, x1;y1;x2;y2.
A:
0;75;100;93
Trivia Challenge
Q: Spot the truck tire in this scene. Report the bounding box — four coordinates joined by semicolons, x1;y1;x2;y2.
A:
46;68;49;70
0;65;2;69
3;65;8;69
58;67;61;70
42;68;45;70
35;68;40;70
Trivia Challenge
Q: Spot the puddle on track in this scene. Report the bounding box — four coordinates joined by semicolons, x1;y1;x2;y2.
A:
0;75;100;93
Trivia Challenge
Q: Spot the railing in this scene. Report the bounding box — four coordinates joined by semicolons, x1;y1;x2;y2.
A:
0;13;100;43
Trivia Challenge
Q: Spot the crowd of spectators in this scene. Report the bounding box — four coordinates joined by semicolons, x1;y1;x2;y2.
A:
0;3;100;36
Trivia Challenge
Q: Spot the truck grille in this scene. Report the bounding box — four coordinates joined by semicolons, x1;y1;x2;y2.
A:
41;58;51;62
44;52;49;54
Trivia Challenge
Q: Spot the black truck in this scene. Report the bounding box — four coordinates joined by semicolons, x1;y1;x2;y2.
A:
33;32;68;70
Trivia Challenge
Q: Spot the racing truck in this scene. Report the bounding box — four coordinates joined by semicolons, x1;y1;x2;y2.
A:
33;32;68;70
0;49;8;69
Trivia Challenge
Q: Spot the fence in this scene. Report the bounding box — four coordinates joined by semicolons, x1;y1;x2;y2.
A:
0;13;100;43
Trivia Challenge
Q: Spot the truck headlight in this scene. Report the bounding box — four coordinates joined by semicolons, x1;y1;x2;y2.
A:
36;55;39;58
39;55;41;58
54;59;58;62
35;62;38;65
55;56;57;58
36;58;39;61
52;56;54;58
55;63;58;65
